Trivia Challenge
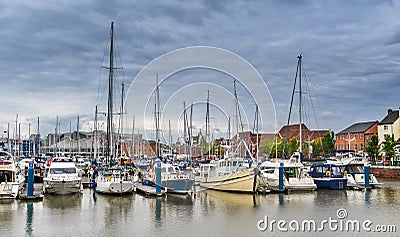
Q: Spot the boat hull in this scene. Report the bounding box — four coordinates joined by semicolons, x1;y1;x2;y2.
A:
313;178;347;190
95;180;134;195
43;178;82;195
200;168;256;193
0;181;23;199
161;179;194;194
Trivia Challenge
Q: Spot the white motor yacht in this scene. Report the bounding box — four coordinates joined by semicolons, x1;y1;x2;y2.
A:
43;157;82;195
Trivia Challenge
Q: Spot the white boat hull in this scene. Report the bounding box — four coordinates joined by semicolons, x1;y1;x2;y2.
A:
0;181;23;199
44;178;82;195
259;175;317;191
95;177;134;195
200;168;256;193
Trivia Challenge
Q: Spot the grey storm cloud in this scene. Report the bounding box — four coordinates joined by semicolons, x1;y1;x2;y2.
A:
0;0;399;138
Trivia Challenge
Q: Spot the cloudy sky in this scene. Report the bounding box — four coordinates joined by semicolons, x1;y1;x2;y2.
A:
1;0;399;141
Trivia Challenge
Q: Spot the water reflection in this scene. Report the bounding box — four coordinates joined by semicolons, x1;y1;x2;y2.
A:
1;182;400;236
43;194;83;209
365;190;370;205
97;194;134;237
0;200;17;234
199;190;259;209
314;190;348;205
155;198;161;226
25;202;33;237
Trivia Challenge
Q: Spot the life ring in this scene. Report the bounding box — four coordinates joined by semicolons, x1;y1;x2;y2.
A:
325;170;331;176
107;176;112;182
343;170;347;176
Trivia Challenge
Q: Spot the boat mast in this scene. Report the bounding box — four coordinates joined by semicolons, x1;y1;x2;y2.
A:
206;90;210;160
155;74;160;158
37;117;40;157
298;55;302;154
119;82;125;157
255;104;259;164
106;22;115;164
183;101;187;159
77;115;80;157
94;106;98;160
189;103;193;162
131;115;135;156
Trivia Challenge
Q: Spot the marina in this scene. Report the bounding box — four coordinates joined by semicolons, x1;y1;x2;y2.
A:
1;2;400;236
1;179;399;236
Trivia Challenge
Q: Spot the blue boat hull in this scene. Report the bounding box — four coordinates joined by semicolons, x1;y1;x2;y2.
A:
146;179;194;194
161;179;194;194
313;178;347;190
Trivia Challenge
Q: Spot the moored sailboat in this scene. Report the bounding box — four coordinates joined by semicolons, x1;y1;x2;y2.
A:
92;22;135;195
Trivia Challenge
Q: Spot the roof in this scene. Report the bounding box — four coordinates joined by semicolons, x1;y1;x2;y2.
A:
338;121;377;134
380;110;399;125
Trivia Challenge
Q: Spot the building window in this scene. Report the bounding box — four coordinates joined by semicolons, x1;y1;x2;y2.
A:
384;134;390;140
360;134;363;139
354;144;357;150
384;125;388;130
360;144;363;151
340;144;344;150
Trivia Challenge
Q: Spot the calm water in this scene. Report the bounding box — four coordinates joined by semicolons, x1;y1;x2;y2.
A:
1;180;400;237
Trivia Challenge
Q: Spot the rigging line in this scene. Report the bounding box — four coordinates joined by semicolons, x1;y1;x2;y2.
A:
303;62;325;131
304;72;318;130
283;57;300;157
234;80;245;134
97;35;110;106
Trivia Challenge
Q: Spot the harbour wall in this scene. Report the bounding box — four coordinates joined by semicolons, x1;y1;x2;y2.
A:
370;166;400;179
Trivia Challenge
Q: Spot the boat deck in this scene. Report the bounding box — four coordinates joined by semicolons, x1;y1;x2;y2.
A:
134;183;165;197
19;183;44;200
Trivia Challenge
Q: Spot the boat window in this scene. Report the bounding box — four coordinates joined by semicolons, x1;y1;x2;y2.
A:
161;168;167;173
232;161;237;166
315;166;323;173
284;168;295;178
227;161;231;166
331;167;342;176
264;169;274;174
50;168;76;174
0;171;13;182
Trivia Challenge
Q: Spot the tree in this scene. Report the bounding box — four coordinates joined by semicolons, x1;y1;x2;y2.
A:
287;137;298;157
259;137;273;157
321;131;335;154
382;134;396;165
312;138;323;158
365;134;379;163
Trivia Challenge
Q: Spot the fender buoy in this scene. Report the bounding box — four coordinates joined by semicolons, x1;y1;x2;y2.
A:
325;170;331;176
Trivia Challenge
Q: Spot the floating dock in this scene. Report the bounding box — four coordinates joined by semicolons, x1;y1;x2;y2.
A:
19;183;44;200
134;183;165;197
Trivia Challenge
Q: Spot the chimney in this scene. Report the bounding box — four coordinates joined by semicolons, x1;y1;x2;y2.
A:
388;108;393;115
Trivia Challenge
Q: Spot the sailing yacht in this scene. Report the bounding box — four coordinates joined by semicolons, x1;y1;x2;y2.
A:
144;160;195;194
199;89;257;193
92;22;135;195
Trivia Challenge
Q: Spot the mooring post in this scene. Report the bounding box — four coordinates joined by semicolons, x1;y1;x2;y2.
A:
364;163;371;190
27;163;34;197
156;162;162;194
279;162;284;191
